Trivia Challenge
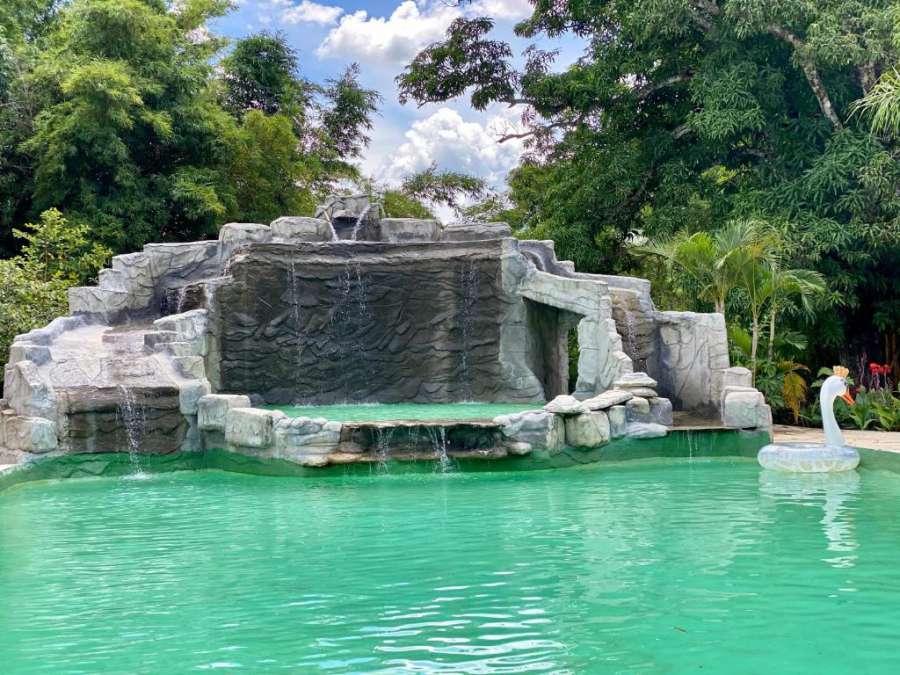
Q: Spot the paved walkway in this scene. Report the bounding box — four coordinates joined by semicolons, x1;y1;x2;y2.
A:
773;425;900;453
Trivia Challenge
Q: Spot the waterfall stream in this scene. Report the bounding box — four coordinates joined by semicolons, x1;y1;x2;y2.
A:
350;204;372;241
175;285;188;314
427;426;454;473
458;260;480;400
373;427;395;473
116;384;147;477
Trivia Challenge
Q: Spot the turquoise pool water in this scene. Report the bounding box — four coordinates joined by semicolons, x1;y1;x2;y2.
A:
2;460;900;673
266;402;541;422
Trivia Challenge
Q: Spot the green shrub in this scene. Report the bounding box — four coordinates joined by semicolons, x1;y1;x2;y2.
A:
0;209;109;383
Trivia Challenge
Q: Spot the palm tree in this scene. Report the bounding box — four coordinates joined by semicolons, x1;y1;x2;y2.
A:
637;219;764;316
762;265;826;362
643;220;824;382
717;222;773;377
850;68;900;136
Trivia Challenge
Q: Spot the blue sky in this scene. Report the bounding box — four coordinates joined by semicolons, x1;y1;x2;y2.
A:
210;1;584;201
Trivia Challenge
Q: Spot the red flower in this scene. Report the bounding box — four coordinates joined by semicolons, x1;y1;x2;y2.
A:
869;362;880;373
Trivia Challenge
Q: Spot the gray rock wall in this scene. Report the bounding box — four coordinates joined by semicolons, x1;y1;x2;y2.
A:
654;311;730;411
210;241;540;404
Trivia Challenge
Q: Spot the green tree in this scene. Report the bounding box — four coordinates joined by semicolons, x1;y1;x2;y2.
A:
639;220;765;316
762;264;827;363
221;31;305;117
227;110;315;223
381;190;434;219
401;164;486;215
0;209;109;382
399;0;900;371
220;35;380;203
20;0;236;251
851;68;900;137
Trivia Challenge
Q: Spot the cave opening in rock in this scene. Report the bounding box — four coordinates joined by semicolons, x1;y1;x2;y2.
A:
524;299;581;400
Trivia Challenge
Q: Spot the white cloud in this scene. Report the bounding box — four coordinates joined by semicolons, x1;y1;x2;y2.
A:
316;1;460;64
280;0;343;25
470;0;533;21
376;107;526;189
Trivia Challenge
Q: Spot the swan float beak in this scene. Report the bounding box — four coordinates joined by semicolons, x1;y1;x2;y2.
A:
840;391;855;406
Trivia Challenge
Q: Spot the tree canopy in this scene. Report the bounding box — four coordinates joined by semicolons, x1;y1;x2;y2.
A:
0;1;380;255
399;0;900;372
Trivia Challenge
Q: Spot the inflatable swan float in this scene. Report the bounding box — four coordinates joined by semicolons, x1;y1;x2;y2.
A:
758;366;860;472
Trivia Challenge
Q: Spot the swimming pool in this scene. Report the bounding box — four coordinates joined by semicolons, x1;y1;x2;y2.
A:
2;459;899;673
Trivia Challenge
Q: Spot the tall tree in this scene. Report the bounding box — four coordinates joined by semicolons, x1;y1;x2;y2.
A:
20;0;236;251
221;31;306;117
220;35;380;201
398;0;900;367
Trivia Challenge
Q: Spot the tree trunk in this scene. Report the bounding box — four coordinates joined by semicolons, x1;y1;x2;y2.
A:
767;25;843;131
715;295;725;316
750;312;760;384
767;305;777;363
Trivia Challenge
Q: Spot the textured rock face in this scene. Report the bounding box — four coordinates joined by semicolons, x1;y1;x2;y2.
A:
225;408;282;448
1;204;762;468
379;218;442;243
605;282;657;373
564;411;610;448
62;385;188;454
626;422;668;439
655;311;729;411
583;389;633;410
270;217;334;242
608;405;627;438
494;410;564;452
274;416;342;458
722;387;772;429
69;241;221;319
211;241;529;404
197;394;251;431
518;270;631;396
544;395;587;415
443;222;512;242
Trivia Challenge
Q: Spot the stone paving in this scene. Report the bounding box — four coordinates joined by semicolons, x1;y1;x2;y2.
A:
773;425;900;453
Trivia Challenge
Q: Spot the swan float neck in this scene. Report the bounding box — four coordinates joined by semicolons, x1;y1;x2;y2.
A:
821;370;854;449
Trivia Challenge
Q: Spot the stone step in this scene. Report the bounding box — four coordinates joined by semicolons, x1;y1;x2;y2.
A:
98;268;127;292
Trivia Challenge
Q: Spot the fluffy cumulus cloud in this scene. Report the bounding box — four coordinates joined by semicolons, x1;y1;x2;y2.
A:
316;1;460;64
470;0;533;21
377;107;526;188
247;0;343;26
280;0;344;25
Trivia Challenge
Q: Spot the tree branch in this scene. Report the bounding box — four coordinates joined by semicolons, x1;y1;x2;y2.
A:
497;118;577;143
858;62;877;93
687;4;843;130
766;24;842;130
633;72;693;102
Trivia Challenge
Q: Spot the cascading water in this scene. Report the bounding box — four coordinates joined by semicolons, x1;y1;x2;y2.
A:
116;384;147;477
322;213;339;241
350;204;373;241
427;426;454;473
175;285;188;314
373;427;394;472
289;256;304;396
458;260;480;400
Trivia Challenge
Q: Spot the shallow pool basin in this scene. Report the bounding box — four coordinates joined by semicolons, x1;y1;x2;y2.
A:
265;402;542;422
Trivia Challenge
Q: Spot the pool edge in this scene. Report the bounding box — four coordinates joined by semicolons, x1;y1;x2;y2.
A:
3;430;898;493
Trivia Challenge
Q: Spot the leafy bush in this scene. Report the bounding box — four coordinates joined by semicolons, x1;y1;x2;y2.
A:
0;209;109;383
